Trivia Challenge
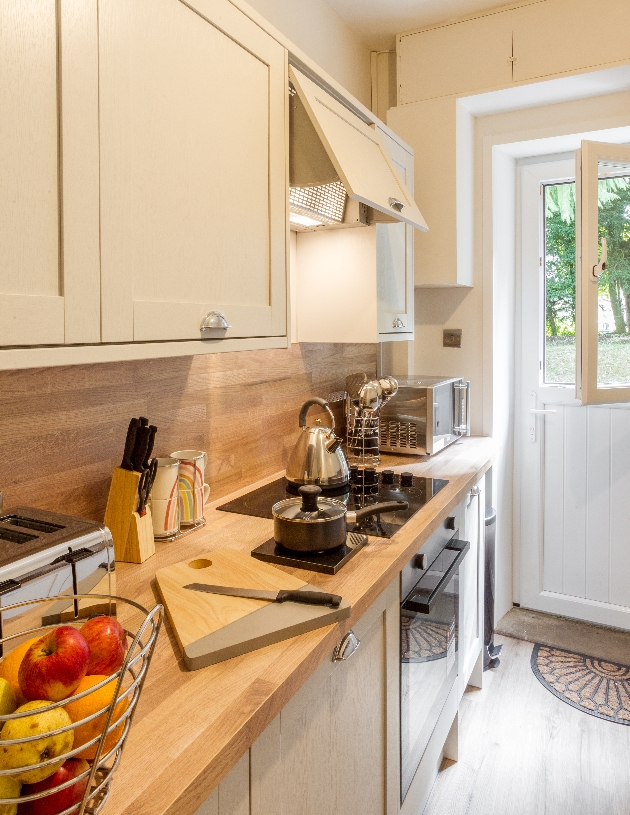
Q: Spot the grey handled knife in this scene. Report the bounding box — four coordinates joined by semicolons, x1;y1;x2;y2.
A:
184;583;342;608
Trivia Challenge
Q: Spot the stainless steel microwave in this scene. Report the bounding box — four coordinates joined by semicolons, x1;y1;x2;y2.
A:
379;376;470;456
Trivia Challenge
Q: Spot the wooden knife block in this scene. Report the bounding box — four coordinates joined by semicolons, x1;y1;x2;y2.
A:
104;467;156;564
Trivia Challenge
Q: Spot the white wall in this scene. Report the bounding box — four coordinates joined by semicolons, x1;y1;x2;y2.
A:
243;0;371;107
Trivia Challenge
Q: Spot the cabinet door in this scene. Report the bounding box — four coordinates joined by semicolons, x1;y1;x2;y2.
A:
459;478;484;696
0;0;100;346
99;0;287;343
513;0;630;82
377;130;414;339
397;10;513;104
260;581;399;815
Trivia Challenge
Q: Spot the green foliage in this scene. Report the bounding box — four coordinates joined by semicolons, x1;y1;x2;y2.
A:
544;177;630;336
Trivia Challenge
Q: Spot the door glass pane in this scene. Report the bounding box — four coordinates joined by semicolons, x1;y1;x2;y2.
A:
596;160;630;386
544;181;576;384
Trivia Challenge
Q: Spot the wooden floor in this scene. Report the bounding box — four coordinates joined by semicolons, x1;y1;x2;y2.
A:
424;635;630;815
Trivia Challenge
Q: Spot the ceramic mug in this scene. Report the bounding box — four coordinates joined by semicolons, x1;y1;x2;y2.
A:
151;458;181;538
170;450;210;525
179;485;211;525
151;497;180;538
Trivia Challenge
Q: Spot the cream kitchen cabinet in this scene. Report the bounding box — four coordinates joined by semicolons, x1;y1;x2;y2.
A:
458;476;485;698
0;0;287;361
98;0;287;343
295;130;415;344
194;578;400;815
512;0;630;82
397;9;513;105
0;0;100;347
388;96;473;287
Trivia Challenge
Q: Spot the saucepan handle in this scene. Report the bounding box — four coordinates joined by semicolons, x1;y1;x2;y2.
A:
347;500;409;524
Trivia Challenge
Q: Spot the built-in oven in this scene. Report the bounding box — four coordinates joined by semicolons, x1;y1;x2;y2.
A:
400;534;469;803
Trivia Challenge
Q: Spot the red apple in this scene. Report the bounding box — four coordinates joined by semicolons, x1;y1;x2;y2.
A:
18;628;90;702
19;758;90;815
80;616;127;676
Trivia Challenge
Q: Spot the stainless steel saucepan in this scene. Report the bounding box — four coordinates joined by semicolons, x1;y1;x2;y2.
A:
272;485;409;553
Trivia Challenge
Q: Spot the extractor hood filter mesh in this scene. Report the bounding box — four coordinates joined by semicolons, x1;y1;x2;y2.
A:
289;180;346;224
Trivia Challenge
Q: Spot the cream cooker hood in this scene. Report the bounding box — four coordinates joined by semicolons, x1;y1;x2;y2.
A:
289;65;428;232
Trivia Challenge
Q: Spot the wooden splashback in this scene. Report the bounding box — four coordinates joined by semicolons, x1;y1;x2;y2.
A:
0;343;376;521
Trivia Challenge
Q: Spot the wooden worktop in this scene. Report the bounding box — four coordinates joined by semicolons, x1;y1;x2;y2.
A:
106;436;494;815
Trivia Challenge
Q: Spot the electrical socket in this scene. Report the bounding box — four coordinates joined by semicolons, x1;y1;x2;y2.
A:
443;328;462;348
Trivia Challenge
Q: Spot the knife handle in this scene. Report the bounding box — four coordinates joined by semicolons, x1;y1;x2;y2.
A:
142;425;158;470
131;425;151;472
276;590;342;608
121;418;140;471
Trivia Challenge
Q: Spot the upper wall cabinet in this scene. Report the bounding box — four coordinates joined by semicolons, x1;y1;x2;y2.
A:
375;130;415;337
295;128;416;343
0;0;100;347
512;0;630;82
397;10;513;105
98;0;287;343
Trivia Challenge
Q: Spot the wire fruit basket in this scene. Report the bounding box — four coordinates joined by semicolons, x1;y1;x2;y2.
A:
0;594;162;815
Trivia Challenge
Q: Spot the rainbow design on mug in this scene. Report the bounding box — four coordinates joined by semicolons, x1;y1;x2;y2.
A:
178;461;203;492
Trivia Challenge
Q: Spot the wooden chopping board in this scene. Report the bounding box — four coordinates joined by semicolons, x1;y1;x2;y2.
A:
155;549;351;670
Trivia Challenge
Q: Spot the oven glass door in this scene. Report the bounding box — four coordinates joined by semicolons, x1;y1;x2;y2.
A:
400;540;469;802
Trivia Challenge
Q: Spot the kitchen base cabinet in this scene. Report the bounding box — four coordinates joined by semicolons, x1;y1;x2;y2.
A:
458;475;485;698
193;579;400;815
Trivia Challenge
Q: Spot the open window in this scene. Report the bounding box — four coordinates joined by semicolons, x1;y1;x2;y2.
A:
577;141;630;404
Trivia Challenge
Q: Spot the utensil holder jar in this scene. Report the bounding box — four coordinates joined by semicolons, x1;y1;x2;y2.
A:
346;406;380;467
0;594;162;815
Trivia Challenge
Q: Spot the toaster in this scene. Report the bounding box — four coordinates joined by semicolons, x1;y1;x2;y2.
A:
0;506;114;651
379;376;470;455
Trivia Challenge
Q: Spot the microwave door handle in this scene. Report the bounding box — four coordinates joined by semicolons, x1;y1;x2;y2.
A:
453;382;470;436
402;540;470;615
465;381;471;436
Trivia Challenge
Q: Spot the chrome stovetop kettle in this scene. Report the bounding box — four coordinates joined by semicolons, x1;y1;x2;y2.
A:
285;397;349;488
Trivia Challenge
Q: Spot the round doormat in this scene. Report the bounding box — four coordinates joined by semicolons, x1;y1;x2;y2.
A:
531;644;630;725
401;612;451;662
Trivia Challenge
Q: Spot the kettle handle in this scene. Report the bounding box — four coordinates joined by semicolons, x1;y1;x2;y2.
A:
299;397;335;431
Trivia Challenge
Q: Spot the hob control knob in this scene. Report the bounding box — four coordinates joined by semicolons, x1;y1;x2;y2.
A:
445;516;456;530
401;472;414;487
364;468;377;484
349;466;359;482
381;469;395;484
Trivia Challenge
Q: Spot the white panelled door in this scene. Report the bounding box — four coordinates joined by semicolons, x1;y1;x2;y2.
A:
518;159;630;630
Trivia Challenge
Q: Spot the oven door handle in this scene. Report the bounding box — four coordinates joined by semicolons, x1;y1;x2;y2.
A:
402;539;470;615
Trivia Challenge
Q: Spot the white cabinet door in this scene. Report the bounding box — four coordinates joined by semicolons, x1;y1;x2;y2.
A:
458;478;484;696
377;130;414;339
99;0;287;343
397;10;513;104
0;0;100;347
249;580;400;815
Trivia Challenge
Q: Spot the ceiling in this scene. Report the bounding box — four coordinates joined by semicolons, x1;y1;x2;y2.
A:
325;0;507;50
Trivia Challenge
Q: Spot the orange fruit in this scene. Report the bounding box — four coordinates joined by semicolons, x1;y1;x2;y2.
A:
63;675;129;760
0;637;40;706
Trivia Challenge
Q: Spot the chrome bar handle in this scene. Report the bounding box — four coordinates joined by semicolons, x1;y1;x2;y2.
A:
333;630;360;661
453;381;470;436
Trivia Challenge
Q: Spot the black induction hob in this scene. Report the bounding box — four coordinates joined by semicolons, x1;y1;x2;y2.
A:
217;470;448;574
